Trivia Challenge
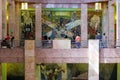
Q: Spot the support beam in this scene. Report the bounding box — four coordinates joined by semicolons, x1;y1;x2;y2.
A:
117;64;120;80
81;4;88;47
35;65;41;80
14;2;20;46
102;3;109;47
116;0;120;47
53;39;69;80
0;0;2;40
15;0;108;4
2;0;7;39
8;0;15;35
108;0;115;47
88;40;99;80
0;64;1;80
1;63;7;80
35;4;42;47
25;40;35;80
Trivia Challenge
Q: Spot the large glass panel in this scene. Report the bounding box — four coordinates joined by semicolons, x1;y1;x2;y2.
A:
99;63;117;80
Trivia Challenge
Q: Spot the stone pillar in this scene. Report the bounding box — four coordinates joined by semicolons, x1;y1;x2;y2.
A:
25;40;35;80
14;2;20;46
102;3;109;47
0;64;2;80
2;0;7;39
88;40;99;80
1;63;7;80
35;65;41;80
8;0;15;35
81;4;88;47
117;64;120;80
0;0;2;40
53;39;69;80
108;1;115;47
35;4;42;47
116;0;120;47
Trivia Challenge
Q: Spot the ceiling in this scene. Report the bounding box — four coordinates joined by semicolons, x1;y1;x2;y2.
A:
15;0;109;4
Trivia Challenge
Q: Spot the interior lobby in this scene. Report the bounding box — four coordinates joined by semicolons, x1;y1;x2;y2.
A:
0;0;120;80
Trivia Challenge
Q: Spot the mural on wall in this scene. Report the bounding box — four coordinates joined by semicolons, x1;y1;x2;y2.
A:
42;9;102;40
40;63;117;80
40;63;65;80
42;9;81;40
88;12;102;39
40;63;88;80
21;10;35;40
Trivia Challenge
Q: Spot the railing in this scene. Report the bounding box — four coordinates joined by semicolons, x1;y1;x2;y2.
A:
0;39;119;49
35;40;88;48
0;40;23;48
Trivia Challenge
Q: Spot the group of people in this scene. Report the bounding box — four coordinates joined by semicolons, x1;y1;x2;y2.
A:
75;32;107;48
1;34;14;48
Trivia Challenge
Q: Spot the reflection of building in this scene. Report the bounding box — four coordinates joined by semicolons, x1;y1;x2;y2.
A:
0;0;119;80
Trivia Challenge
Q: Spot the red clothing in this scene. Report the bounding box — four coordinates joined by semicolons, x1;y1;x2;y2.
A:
6;36;10;40
75;36;81;42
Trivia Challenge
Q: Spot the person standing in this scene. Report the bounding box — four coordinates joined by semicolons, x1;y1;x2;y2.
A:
75;35;81;48
96;32;102;48
5;34;10;48
10;34;14;48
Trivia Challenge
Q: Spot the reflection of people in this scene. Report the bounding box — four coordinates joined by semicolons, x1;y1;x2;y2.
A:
75;35;81;48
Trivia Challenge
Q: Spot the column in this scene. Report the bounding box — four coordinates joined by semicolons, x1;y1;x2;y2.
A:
25;40;35;80
108;1;115;47
35;4;42;47
35;65;41;80
88;40;99;80
2;0;7;39
53;39;69;80
81;4;88;47
117;64;120;80
116;0;120;47
0;0;2;40
14;2;20;46
1;63;7;80
0;64;1;80
102;3;109;47
116;1;120;80
8;0;15;35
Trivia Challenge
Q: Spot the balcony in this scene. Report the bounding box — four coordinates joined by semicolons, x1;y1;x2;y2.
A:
0;40;120;63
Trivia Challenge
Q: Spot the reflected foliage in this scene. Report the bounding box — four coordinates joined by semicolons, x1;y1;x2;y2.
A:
7;63;24;80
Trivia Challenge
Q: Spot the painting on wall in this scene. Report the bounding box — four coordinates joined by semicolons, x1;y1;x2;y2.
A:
42;9;81;41
88;11;102;39
20;10;35;41
40;63;88;80
42;8;103;41
40;63;117;80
